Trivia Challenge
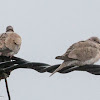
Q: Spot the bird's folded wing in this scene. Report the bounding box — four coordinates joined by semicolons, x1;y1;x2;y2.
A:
0;33;12;52
68;47;98;61
56;41;85;60
64;40;98;55
56;40;99;60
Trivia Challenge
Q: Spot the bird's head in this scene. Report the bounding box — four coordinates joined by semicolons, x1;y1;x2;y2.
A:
6;26;14;32
88;37;100;44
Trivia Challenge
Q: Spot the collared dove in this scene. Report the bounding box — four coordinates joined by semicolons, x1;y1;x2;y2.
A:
50;37;100;76
0;26;21;57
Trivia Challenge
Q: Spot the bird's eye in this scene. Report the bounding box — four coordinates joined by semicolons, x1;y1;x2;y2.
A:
13;40;17;45
14;42;17;45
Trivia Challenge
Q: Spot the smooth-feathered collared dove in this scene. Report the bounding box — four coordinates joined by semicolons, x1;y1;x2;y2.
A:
50;37;100;76
0;26;21;57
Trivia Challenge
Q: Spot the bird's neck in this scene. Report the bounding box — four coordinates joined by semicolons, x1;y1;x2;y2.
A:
6;30;14;32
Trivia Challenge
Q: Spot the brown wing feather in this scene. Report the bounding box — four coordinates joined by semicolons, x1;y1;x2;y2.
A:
56;41;85;60
68;47;98;61
0;33;7;49
56;40;99;61
0;33;12;53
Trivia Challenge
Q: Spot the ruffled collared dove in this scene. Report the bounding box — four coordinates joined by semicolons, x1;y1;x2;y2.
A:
0;26;21;57
50;37;100;76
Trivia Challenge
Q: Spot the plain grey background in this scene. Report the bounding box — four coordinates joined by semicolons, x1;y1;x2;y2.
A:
0;0;100;100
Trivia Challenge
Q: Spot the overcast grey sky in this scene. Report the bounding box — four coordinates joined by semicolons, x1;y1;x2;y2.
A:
0;0;100;100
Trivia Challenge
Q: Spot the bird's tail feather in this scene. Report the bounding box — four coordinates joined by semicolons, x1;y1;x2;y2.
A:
55;56;64;59
50;61;68;76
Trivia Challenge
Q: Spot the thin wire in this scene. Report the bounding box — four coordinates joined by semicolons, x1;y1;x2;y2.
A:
5;78;11;100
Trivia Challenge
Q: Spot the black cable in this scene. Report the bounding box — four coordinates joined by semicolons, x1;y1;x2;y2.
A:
5;78;11;100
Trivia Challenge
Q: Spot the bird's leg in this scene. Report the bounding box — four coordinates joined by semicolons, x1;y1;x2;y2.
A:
9;55;13;59
6;53;13;59
0;52;2;56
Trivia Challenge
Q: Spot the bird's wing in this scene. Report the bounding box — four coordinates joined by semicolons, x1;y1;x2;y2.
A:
0;33;12;53
56;40;98;60
68;47;99;61
56;41;85;60
0;33;7;49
